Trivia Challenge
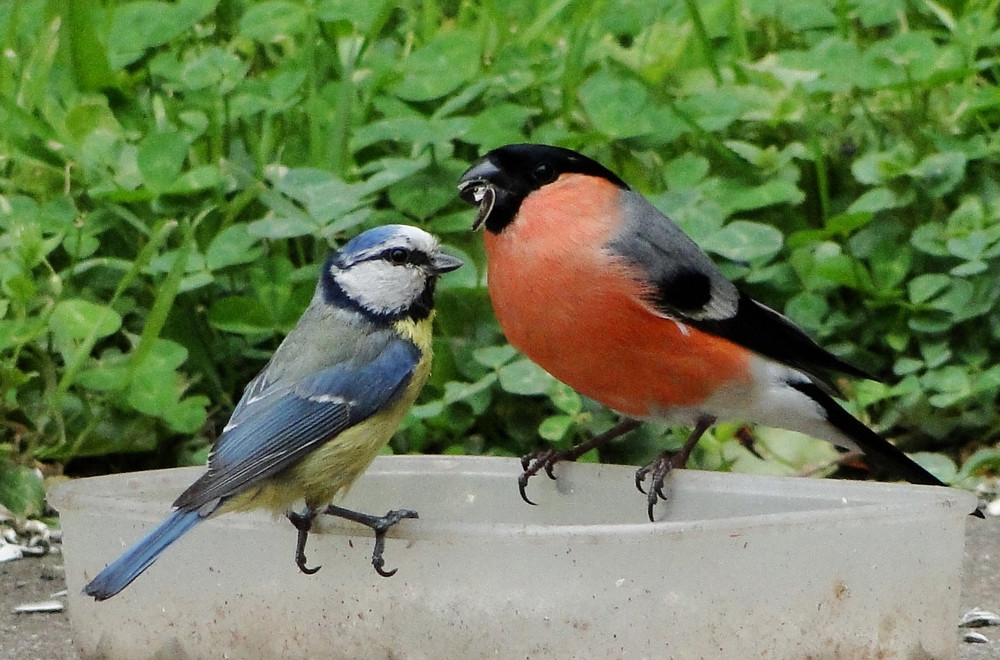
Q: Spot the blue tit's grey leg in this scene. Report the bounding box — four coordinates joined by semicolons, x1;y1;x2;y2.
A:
519;418;642;505
321;505;418;577
287;508;322;575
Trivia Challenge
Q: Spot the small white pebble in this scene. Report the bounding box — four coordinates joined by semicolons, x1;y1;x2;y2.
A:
985;498;1000;517
18;544;46;557
0;544;23;562
23;519;48;536
961;607;1000;628
964;631;989;644
13;600;65;614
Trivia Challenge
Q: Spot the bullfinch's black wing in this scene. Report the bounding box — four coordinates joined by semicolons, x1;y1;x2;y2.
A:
608;189;872;387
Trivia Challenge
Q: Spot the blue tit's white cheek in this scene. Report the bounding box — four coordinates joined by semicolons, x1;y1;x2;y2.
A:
333;261;424;316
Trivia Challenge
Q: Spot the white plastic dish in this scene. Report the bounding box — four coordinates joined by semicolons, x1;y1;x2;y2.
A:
52;455;975;658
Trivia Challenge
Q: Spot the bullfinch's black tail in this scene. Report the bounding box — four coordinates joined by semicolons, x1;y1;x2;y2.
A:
83;509;202;600
790;381;984;517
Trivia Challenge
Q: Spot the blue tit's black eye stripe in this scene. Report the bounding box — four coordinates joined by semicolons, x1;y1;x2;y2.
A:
380;247;431;267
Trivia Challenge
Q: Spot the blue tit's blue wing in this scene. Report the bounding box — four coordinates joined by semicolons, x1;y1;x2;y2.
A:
173;334;420;510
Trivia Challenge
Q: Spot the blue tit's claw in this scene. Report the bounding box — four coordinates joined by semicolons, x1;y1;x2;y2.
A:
287;509;322;575
322;505;417;578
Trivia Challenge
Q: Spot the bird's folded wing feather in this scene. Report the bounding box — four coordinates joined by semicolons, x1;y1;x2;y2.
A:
610;190;873;385
173;337;420;509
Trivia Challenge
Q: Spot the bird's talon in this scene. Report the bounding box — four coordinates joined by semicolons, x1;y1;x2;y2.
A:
518;475;538;505
634;467;650;495
517;449;558;505
367;509;416;579
297;559;322;575
288;509;324;575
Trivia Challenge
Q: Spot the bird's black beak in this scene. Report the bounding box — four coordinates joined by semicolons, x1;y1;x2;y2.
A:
431;252;464;274
458;158;501;231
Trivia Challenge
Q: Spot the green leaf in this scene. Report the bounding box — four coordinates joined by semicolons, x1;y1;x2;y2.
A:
497;359;554;396
715;178;804;215
269;168;369;225
701;221;783;262
908;274;951;305
464;104;538;147
315;0;390;31
0;465;45;518
950;260;988;276
663;154;710;190
351;116;471;151
239;1;311;41
208;296;274;335
908;151;966;198
784;292;829;333
908;452;957;484
137;132;189;193
247;214;319;239
167;164;224;193
441;377;494;415
579;69;686;141
206;225;263;271
50;299;122;355
473;345;519;370
109;0;219;68
549;382;582;415
387;161;469;219
392;30;481;102
958;448;1000;480
539;415;573;442
846;188;903;214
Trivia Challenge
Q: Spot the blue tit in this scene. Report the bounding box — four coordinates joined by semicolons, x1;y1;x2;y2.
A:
83;225;462;601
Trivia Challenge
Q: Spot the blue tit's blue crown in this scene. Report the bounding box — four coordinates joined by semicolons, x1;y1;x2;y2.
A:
338;225;407;258
320;225;461;323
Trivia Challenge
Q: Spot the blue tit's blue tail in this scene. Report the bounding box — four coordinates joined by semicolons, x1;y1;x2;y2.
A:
83;509;202;600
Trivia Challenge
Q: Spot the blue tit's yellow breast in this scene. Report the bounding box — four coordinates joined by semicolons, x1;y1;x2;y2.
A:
226;314;436;514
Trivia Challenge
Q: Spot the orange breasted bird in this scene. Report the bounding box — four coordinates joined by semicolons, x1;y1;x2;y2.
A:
457;143;975;521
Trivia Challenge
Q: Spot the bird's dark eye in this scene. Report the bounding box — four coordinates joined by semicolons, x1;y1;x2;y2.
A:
532;162;557;184
387;248;409;265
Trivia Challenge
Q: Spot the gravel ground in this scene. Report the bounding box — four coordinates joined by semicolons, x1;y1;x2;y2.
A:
2;515;998;658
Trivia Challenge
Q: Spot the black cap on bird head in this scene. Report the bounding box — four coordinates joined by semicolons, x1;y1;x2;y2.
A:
457;144;629;234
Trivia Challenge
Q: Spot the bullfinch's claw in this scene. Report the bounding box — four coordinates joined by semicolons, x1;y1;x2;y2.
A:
287;509;322;575
636;416;716;522
635;455;679;522
518;449;561;505
322;505;418;578
518;419;643;506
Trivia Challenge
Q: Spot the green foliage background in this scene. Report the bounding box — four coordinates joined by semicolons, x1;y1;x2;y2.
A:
2;0;1000;514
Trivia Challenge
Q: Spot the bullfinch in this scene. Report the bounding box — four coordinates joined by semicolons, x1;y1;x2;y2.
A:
83;225;462;600
457;143;975;521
